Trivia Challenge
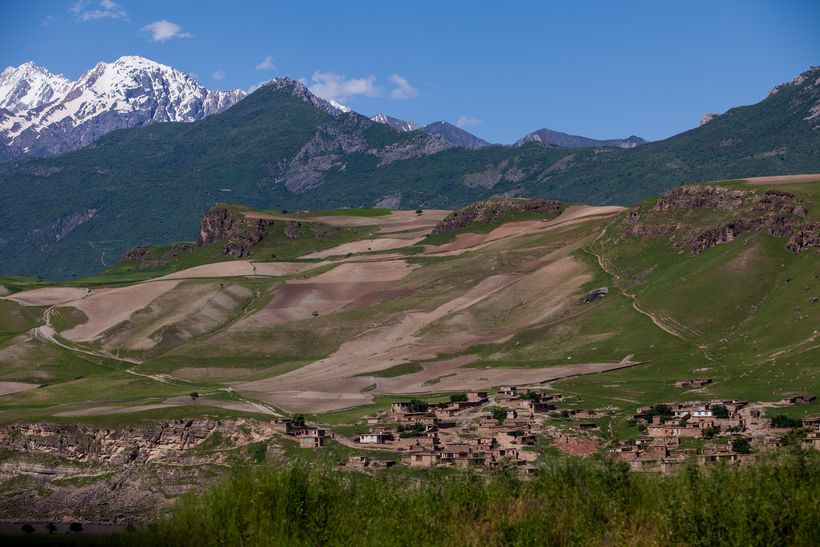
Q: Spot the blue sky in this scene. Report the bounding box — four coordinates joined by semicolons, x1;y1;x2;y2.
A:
2;0;818;143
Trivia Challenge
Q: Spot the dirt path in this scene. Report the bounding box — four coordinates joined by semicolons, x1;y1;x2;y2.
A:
0;381;40;397
2;287;90;306
588;225;691;341
744;174;820;186
424;205;626;257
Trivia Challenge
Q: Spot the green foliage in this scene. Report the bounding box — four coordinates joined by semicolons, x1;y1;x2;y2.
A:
407;398;429;413
712;404;729;419
133;454;820;546
771;415;803;428
449;392;468;403
2;73;817;279
731;437;751;454
490;407;508;423
645;404;674;422
292;414;306;428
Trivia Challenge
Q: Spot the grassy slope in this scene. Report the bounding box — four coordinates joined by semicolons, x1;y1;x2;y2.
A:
0;182;817;428
1;70;817;280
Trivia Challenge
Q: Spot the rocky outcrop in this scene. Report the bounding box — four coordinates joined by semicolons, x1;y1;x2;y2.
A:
683;217;767;255
285;221;303;239
432;198;564;235
197;206;272;258
584;287;609;302
654;185;752;211
122;243;192;269
626;186;819;256
0;419;283;524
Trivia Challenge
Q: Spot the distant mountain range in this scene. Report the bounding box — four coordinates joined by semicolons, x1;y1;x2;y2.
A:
515;128;646;149
0;63;817;279
1;56;650;158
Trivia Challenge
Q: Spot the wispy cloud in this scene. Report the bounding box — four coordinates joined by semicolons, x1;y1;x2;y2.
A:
71;0;127;22
389;74;418;100
141;20;192;42
255;55;276;71
457;115;482;128
212;70;225;80
42;15;56;26
309;71;381;102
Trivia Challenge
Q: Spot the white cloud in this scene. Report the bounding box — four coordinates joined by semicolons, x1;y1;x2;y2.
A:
456;115;482;128
141;20;192;42
42;15;56;26
389;74;418;100
212;70;225;80
256;55;276;71
71;0;127;21
309;71;381;102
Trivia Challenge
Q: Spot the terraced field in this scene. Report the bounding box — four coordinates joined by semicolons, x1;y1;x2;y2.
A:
1;179;818;426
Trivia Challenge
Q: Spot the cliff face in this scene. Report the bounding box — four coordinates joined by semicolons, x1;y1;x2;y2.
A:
432;198;564;235
197;206;273;258
0;419;282;524
623;186;818;255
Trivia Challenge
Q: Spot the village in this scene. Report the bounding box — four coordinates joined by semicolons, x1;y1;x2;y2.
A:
270;383;820;474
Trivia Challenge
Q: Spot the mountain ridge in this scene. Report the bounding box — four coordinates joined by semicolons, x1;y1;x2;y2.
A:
0;66;817;279
0;56;247;158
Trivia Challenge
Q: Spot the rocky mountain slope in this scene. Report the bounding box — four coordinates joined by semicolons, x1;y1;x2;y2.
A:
422;121;490;148
0;62;72;114
370;113;421;132
0;56;246;158
370;115;490;148
0;67;818;279
515;128;646;148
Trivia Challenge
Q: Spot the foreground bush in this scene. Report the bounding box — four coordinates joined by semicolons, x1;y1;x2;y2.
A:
136;451;820;546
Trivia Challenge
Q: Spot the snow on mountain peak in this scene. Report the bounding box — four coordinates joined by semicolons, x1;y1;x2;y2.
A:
0;56;247;157
0;61;72;113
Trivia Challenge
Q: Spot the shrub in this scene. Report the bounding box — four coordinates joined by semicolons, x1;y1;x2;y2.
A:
771;414;803;428
135;453;820;546
732;437;751;454
407;398;428;413
490;407;508;423
711;404;729;419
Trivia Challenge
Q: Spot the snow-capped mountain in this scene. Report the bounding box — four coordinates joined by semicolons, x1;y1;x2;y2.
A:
0;62;72;114
370;114;420;132
0;56;247;158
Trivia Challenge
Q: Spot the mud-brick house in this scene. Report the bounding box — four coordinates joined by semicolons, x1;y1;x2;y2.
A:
802;416;820;428
357;432;393;445
647;418;703;438
403;451;441;467
298;428;327;448
782;394;816;405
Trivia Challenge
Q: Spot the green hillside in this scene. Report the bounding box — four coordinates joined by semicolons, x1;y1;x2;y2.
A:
1;68;818;279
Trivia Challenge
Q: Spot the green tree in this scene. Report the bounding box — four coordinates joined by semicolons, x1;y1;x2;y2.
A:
407;399;429;413
491;407;508;423
292;414;306;427
449;393;468;403
770;415;802;428
21;524;34;535
68;522;83;533
45;523;57;534
711;404;729;419
190;391;199;402
731;437;751;454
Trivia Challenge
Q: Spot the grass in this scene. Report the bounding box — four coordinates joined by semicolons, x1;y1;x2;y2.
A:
128;451;820;546
354;361;423;378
